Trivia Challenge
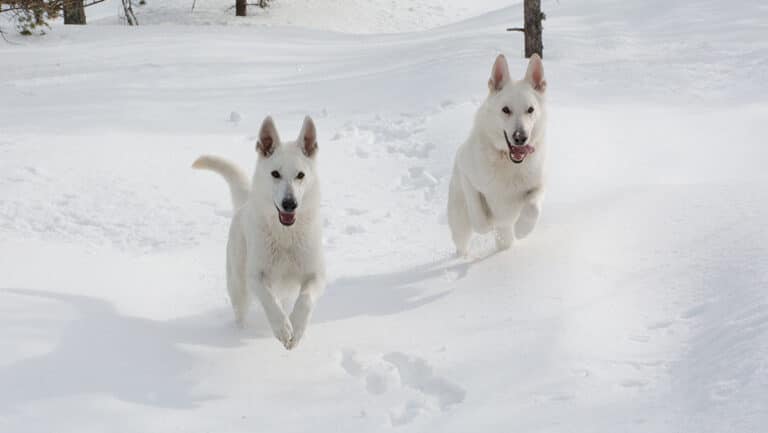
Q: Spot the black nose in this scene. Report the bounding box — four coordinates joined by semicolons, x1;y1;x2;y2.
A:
281;197;297;212
513;130;528;145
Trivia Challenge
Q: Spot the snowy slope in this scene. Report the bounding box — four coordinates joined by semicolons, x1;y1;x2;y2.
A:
1;1;768;432
83;0;518;33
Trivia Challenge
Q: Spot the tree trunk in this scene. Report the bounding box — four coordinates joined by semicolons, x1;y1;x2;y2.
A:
523;0;543;58
33;5;44;26
235;0;246;16
63;0;87;25
122;0;138;25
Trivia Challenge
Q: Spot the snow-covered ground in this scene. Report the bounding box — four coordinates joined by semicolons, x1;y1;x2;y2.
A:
82;0;517;33
1;1;767;432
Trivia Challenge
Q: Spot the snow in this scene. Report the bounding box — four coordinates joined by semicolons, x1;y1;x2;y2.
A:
82;0;517;33
1;1;768;432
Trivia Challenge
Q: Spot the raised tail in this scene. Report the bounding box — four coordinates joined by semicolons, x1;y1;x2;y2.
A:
192;155;251;209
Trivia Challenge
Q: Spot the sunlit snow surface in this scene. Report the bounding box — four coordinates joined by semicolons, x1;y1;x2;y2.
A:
1;1;767;432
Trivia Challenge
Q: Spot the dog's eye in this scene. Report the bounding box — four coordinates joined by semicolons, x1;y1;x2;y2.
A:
527;106;535;114
296;172;305;180
502;106;511;115
271;170;281;179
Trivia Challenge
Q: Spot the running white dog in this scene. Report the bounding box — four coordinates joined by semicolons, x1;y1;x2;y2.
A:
447;54;547;255
193;116;325;350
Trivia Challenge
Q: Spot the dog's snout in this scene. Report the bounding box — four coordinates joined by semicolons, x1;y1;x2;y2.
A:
281;197;297;212
512;130;528;145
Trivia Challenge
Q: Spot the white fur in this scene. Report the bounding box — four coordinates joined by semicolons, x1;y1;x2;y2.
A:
447;54;548;255
193;116;325;350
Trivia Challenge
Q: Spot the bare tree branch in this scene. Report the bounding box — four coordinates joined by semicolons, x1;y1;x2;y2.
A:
1;0;105;13
226;1;271;11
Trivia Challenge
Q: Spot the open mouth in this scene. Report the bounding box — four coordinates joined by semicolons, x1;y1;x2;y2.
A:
503;130;535;164
276;207;296;226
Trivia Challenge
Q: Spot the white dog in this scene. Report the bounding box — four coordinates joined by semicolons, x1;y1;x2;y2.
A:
193;116;325;350
447;54;547;255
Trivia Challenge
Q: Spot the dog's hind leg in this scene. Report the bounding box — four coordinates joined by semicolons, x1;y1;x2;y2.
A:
287;275;324;350
227;266;250;328
227;226;250;327
460;175;492;235
447;173;472;256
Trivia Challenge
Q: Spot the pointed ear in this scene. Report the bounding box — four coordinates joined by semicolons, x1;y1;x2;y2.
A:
298;116;318;158
488;54;511;92
524;54;546;93
256;116;280;157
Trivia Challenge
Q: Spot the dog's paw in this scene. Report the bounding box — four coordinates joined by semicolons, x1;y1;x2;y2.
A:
286;318;308;350
232;301;249;329
515;204;540;239
495;239;513;251
281;337;295;350
285;329;304;350
234;317;246;329
272;319;294;349
454;245;470;258
494;226;514;251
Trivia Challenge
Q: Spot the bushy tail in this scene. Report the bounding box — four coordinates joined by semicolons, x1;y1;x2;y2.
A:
192;155;250;209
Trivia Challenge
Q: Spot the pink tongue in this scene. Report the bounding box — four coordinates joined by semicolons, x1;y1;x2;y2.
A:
279;212;295;225
510;145;534;159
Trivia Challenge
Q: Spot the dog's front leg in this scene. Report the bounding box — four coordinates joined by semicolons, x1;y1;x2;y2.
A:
247;268;294;349
460;175;492;234
515;187;543;239
287;275;324;350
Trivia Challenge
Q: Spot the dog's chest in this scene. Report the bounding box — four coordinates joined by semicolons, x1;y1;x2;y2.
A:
260;227;317;288
481;162;540;221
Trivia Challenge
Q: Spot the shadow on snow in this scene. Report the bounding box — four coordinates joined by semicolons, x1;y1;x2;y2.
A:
0;254;491;412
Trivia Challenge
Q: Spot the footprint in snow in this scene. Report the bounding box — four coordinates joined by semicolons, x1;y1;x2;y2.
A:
680;301;714;319
390;400;427;426
355;146;370;158
339;350;466;426
440;99;455;108
340;350;364;377
382;352;466;410
345;208;368;216
646;319;675;330
709;381;738;401
628;334;651;343
344;225;366;235
398;166;439;191
620;379;649;389
341;113;435;160
571;368;591;378
533;392;574;403
386;141;435;159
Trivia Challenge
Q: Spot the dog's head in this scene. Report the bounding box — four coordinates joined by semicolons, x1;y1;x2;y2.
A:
481;53;546;163
254;116;319;227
